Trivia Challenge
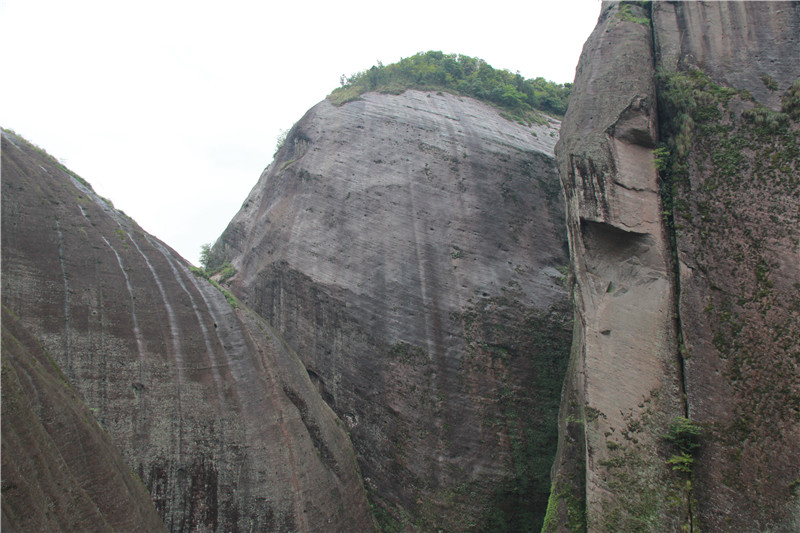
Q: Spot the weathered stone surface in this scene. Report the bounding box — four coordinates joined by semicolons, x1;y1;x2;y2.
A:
1;306;167;532
653;1;800;109
1;130;375;532
653;3;800;530
549;3;687;531
215;90;572;530
665;75;800;532
550;1;800;531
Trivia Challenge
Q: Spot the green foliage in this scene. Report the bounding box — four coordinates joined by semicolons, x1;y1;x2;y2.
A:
652;145;670;172
616;2;650;25
782;78;800;119
216;262;237;284
761;74;779;91
191;246;239;309
199;243;213;270
664;417;703;455
275;128;289;155
328;51;572;119
666;452;695;473
742;106;790;134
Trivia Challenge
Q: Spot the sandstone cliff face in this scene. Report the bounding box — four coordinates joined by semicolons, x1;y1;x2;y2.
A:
654;2;800;531
2;307;167;532
215;90;572;530
1;130;375;532
549;3;686;531
551;2;800;532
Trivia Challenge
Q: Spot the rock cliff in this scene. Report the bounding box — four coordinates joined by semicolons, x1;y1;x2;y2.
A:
1;129;375;532
214;90;572;530
549;2;800;532
2;306;167;532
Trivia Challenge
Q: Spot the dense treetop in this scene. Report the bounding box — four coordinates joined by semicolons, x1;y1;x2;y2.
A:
327;51;572;120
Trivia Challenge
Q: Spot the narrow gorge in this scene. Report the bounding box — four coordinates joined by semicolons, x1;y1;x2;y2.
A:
2;2;799;532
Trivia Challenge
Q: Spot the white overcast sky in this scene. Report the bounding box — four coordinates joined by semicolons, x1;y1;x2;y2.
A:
1;0;601;265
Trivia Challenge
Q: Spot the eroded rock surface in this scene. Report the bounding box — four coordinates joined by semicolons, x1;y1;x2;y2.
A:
654;2;800;530
549;2;800;531
1;130;375;532
2;307;167;532
549;3;686;530
215;90;572;530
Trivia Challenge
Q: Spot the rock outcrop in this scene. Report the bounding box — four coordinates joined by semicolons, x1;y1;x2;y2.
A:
2;306;167;532
549;2;800;532
548;3;686;530
214;90;572;530
1;129;375;532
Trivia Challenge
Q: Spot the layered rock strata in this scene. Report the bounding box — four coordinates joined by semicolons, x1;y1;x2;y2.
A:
1;130;375;532
214;90;572;530
549;2;800;531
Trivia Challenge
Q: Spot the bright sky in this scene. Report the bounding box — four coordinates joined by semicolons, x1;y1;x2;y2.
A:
0;0;601;265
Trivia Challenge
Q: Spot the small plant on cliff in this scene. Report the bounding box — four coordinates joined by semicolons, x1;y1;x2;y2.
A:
782;78;800;119
616;2;650;25
665;417;702;457
192;244;239;309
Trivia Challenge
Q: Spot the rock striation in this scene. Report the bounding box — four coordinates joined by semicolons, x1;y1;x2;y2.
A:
1;129;375;532
214;90;572;530
2;306;167;532
549;2;800;531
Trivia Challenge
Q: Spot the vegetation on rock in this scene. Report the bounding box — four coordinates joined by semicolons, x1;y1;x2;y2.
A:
191;243;239;308
656;66;800;528
328;51;571;120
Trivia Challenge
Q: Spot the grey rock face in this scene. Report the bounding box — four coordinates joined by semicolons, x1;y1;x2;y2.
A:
2;307;167;532
1;130;375;532
215;90;572;530
549;2;800;531
653;1;800;109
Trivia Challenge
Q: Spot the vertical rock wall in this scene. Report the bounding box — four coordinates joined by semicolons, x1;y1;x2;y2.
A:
549;3;687;531
653;2;800;531
549;2;800;531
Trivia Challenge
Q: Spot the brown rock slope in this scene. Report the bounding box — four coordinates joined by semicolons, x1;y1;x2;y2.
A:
213;90;572;531
1;129;375;532
2;306;167;532
547;2;800;532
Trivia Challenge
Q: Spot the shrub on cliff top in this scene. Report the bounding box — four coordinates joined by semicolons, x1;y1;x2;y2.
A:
328;51;571;119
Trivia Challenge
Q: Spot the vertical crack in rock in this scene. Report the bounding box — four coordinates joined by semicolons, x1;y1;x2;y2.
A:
550;2;800;531
549;3;687;531
651;3;800;530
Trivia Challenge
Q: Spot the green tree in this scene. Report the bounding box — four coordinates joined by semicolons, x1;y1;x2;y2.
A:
199;243;213;270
